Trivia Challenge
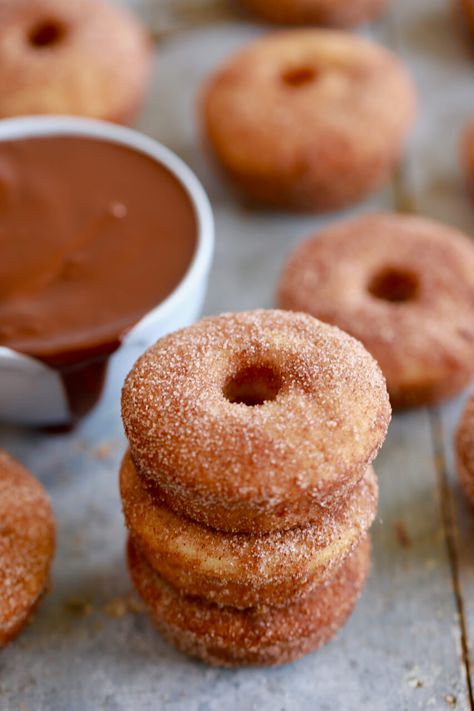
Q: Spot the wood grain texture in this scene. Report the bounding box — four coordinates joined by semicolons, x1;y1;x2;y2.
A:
389;1;474;707
0;0;473;709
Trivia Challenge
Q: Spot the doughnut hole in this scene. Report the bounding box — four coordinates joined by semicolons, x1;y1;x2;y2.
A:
28;19;67;48
282;66;319;88
368;267;419;303
223;364;282;406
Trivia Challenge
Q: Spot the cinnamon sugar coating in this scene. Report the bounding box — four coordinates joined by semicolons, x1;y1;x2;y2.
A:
0;450;55;647
0;0;152;123
241;0;388;27
278;213;474;408
456;395;474;505
122;310;390;533
127;536;371;667
121;451;377;608
201;30;416;211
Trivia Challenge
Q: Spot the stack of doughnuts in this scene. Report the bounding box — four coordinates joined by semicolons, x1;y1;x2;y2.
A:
120;310;391;666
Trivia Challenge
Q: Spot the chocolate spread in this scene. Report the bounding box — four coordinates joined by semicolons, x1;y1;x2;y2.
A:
0;135;197;420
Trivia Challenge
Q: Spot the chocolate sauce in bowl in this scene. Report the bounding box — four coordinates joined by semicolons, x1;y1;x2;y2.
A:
0;135;197;422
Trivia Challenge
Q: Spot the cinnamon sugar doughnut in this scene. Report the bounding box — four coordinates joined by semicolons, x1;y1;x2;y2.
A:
456;395;474;504
278;213;474;408
0;0;152;124
202;30;416;211
121;451;377;608
122;310;390;533
458;0;474;40
240;0;388;27
127;535;370;667
0;450;55;647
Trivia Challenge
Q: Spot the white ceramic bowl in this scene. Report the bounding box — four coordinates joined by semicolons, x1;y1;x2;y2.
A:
0;116;214;426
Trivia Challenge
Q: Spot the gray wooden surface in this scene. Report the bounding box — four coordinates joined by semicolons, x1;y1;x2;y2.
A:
1;1;474;709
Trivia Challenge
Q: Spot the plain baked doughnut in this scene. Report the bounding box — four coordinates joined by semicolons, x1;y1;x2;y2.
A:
0;0;152;124
240;0;388;27
122;310;390;533
278;213;474;408
0;450;55;647
121;451;378;608
456;394;474;504
127;535;371;667
202;30;416;211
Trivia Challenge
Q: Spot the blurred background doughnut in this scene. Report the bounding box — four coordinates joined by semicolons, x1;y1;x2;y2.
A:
240;0;388;28
0;0;152;123
278;213;474;408
201;30;416;211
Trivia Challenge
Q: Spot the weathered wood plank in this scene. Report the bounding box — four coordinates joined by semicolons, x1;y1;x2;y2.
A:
435;401;474;709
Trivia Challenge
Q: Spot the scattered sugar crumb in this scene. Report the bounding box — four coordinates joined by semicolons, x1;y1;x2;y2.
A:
103;593;145;618
64;597;93;616
394;520;412;549
93;442;114;460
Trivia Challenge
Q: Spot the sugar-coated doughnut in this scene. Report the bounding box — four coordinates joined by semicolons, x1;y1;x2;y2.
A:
458;0;474;40
121;451;377;608
0;450;55;647
127;535;370;667
0;0;152;124
456;395;474;504
122;310;390;533
278;213;474;408
202;30;416;211
240;0;388;27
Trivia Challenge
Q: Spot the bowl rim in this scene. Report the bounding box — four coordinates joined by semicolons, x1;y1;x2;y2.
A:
0;114;215;363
